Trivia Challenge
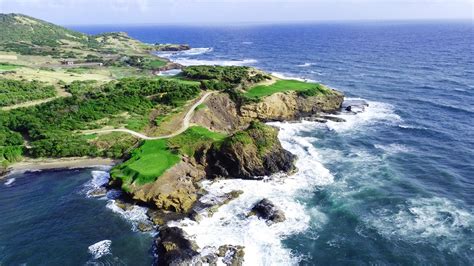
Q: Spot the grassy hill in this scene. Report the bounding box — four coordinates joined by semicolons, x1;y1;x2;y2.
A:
0;13;89;46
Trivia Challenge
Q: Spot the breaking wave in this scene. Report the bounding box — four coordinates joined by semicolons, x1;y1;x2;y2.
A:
173;58;257;66
88;240;112;259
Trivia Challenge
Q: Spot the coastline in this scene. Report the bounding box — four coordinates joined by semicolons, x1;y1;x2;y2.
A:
2;157;121;179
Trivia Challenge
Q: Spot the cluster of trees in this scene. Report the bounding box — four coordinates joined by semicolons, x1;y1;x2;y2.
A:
182;65;252;84
0;78;56;106
0;77;202;161
182;65;270;104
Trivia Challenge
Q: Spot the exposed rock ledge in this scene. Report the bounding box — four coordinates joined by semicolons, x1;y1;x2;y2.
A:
192;89;344;133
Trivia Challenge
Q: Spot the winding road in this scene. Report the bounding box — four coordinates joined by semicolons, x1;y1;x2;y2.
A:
82;91;216;140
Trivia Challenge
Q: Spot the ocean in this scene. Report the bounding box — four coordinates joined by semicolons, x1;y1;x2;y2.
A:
1;21;473;265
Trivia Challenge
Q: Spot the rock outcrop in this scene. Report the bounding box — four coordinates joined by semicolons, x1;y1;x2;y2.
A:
192;90;344;132
206;121;296;179
249;198;286;224
154;226;199;266
154;226;246;266
127;158;206;214
240;90;344;121
155;44;191;51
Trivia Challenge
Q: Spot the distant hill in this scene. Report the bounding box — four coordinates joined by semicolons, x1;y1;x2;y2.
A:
0;13;89;46
0;13;151;56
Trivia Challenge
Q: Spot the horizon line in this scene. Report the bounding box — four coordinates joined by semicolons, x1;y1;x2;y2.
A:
64;18;474;27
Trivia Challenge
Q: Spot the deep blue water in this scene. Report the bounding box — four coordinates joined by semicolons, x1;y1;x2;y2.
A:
0;169;154;265
1;22;472;265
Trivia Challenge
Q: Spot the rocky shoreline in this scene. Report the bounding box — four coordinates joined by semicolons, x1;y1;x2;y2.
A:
101;88;348;265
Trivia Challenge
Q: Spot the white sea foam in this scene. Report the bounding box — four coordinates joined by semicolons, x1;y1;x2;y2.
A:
4;178;15;186
88;240;112;259
322;98;402;133
297;62;315;67
83;170;110;198
173;58;258;66
155;47;213;58
398;124;428;130
374;143;412;154
271;72;318;83
170;122;334;265
242;41;253;45
106;200;153;232
369;197;474;251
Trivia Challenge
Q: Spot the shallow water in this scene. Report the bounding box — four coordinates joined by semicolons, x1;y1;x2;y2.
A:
2;22;472;265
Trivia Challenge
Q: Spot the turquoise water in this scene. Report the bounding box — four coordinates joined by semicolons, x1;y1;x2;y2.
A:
1;22;472;265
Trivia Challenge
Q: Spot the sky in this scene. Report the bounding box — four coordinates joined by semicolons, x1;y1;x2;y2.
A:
0;0;472;25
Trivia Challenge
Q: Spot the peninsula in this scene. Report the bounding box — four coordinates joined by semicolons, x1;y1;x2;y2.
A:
0;13;346;264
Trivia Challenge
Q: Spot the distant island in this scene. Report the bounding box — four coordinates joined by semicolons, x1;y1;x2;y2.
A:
0;13;349;264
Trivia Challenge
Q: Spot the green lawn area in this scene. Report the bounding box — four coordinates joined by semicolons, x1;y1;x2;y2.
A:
0;63;19;71
168;126;226;156
111;126;226;187
146;59;167;69
245;79;327;99
111;139;180;187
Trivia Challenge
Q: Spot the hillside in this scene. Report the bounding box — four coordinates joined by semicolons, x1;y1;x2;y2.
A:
0;13;89;46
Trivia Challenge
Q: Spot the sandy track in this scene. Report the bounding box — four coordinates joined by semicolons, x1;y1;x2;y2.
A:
83;91;216;140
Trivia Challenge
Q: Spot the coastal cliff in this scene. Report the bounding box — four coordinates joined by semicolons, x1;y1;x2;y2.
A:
110;84;344;215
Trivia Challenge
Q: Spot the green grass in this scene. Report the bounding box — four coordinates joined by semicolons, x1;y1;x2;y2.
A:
245;79;327;99
195;103;207;111
111;139;180;186
0;63;19;71
111;126;226;186
146;59;167;69
125;115;149;131
168;126;226;156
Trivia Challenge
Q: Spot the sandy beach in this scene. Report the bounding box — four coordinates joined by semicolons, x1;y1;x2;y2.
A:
2;157;121;179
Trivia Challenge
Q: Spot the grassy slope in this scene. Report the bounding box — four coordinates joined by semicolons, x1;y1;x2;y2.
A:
111;126;226;187
245;79;327;99
0;63;19;71
0;13;87;45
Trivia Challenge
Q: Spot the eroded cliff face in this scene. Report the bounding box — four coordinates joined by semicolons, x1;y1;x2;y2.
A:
125;158;206;213
192;89;344;131
206;122;296;179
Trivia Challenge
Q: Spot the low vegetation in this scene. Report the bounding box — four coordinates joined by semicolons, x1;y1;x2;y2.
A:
245;79;329;99
0;78;56;106
0;77;202;165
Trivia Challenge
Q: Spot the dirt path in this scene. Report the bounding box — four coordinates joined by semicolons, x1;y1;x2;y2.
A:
1;87;71;111
83;91;216;140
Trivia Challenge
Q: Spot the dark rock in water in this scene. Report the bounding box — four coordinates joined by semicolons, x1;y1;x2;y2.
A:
155;44;191;51
190;190;244;221
320;115;346;123
87;187;107;198
249;199;286;224
137;222;154;232
343;99;368;113
304;117;328;123
147;209;186;226
154;226;199;266
218;245;245;266
206;122;296;179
